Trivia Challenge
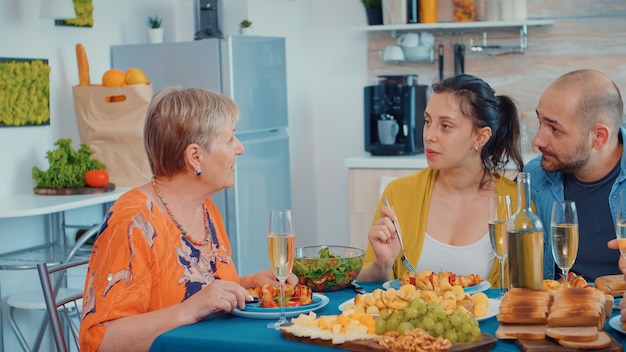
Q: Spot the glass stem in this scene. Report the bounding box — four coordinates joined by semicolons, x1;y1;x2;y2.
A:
499;258;506;296
279;280;286;322
562;270;568;288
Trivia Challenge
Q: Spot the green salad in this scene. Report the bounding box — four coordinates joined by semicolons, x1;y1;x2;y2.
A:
292;247;363;292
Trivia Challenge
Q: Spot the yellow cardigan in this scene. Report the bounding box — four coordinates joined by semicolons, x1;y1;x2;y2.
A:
362;167;519;287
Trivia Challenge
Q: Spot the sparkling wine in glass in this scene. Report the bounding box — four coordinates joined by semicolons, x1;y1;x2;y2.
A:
488;194;512;298
550;200;579;287
616;190;626;259
266;209;295;329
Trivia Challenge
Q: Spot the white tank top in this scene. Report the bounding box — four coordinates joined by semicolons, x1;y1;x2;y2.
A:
414;232;495;279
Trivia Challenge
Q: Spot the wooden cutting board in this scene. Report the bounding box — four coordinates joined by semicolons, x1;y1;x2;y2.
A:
281;329;497;352
33;183;116;195
516;335;623;352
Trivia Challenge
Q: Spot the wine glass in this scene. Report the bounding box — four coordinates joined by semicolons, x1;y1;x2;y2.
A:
550;200;579;287
266;209;296;329
616;190;626;259
488;194;512;298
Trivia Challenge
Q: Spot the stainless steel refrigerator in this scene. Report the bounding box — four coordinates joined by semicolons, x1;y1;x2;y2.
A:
111;36;291;275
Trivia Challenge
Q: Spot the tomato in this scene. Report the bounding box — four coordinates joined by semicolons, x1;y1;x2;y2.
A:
85;169;109;187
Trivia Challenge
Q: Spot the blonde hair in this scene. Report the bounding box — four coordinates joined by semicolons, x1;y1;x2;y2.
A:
144;87;239;177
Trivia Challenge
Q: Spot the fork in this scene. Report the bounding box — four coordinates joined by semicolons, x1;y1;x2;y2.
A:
383;197;419;274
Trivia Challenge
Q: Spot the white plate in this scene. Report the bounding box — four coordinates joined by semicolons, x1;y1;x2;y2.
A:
382;279;491;294
230;293;329;320
609;315;625;334
337;298;357;313
337;297;499;322
475;298;500;322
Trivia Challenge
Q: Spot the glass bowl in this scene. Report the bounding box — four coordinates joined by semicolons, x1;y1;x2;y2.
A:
293;245;365;292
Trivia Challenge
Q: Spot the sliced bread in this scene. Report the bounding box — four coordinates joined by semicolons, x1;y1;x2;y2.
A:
545;326;598;342
557;331;612;349
495;324;546;340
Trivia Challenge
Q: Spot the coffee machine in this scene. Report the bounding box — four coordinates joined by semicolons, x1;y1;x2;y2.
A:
364;75;428;155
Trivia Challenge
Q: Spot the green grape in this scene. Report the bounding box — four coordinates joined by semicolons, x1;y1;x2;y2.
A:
461;322;471;333
450;314;462;327
397;321;415;334
403;307;418;319
422;316;435;331
444;330;458;343
375;317;387;334
427;301;440;312
379;309;392;320
410;298;425;308
456;331;467;342
387;314;402;331
433;322;444;336
434;309;447;320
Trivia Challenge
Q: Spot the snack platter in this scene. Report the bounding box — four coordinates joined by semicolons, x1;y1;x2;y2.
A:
280;326;497;352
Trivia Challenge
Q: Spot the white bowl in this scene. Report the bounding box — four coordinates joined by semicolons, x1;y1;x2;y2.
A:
403;45;433;61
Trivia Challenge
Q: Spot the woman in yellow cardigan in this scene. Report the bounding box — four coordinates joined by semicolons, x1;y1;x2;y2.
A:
358;74;523;288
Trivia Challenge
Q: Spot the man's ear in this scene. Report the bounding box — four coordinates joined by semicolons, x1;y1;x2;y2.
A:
591;124;610;150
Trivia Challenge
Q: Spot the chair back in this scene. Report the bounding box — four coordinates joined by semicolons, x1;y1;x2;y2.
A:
37;259;89;352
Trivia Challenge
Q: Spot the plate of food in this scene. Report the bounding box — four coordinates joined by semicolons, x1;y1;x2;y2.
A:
608;315;625;334
382;279;491;294
243;294;325;313
231;293;329;319
475;298;500;322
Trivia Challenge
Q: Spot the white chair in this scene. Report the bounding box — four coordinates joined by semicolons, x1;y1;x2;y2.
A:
38;258;89;352
6;225;99;351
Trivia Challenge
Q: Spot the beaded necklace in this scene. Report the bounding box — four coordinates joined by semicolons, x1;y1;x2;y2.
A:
151;177;211;246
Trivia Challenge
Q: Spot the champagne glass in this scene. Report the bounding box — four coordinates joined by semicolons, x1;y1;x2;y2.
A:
616;190;626;259
266;209;296;329
550;200;579;287
488;194;512;298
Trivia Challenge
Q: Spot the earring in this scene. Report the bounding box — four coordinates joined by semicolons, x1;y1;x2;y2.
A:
474;146;479;152
195;169;202;176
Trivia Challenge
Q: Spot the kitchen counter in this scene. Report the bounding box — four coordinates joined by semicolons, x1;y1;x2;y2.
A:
345;153;540;169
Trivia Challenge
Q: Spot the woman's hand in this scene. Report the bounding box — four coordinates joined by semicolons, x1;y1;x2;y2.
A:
183;280;251;323
368;204;402;267
240;269;298;289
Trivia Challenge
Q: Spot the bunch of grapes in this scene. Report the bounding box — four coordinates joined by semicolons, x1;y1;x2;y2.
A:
374;297;482;343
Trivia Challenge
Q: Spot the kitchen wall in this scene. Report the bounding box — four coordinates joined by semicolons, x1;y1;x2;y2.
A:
367;0;626;151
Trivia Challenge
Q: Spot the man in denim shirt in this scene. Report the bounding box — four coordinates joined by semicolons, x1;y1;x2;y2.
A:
524;69;625;282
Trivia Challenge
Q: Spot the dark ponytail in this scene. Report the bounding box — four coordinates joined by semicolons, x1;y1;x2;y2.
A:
431;74;523;180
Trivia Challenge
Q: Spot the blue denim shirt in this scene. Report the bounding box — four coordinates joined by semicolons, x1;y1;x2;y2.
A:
523;126;626;280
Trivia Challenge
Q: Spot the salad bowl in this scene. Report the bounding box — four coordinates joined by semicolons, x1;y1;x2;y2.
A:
293;245;365;292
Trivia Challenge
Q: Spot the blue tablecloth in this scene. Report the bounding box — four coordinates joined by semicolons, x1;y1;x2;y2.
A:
149;283;625;352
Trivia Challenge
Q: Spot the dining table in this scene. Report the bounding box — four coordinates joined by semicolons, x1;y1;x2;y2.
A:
149;282;625;352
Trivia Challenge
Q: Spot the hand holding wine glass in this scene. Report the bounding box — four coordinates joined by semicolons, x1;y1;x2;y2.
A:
488;194;511;298
266;209;295;329
550;200;579;288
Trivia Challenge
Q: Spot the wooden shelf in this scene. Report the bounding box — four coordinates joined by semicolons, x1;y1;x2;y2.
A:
355;19;554;32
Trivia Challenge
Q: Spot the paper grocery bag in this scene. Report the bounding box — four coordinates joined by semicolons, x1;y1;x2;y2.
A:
72;84;154;187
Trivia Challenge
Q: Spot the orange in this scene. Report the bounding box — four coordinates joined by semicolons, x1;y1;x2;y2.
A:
124;68;148;85
102;69;125;87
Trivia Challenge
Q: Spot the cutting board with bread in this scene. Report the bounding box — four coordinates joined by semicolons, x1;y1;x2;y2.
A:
495;287;622;351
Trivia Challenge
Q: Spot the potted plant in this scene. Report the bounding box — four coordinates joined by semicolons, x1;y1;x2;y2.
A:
147;15;164;43
361;0;383;25
239;19;252;35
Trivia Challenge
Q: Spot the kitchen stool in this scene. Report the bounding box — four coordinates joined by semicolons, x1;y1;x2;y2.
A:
6;224;100;352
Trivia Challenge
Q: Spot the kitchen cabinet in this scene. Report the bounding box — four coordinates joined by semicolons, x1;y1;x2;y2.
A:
358;19;554;53
346;155;428;250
